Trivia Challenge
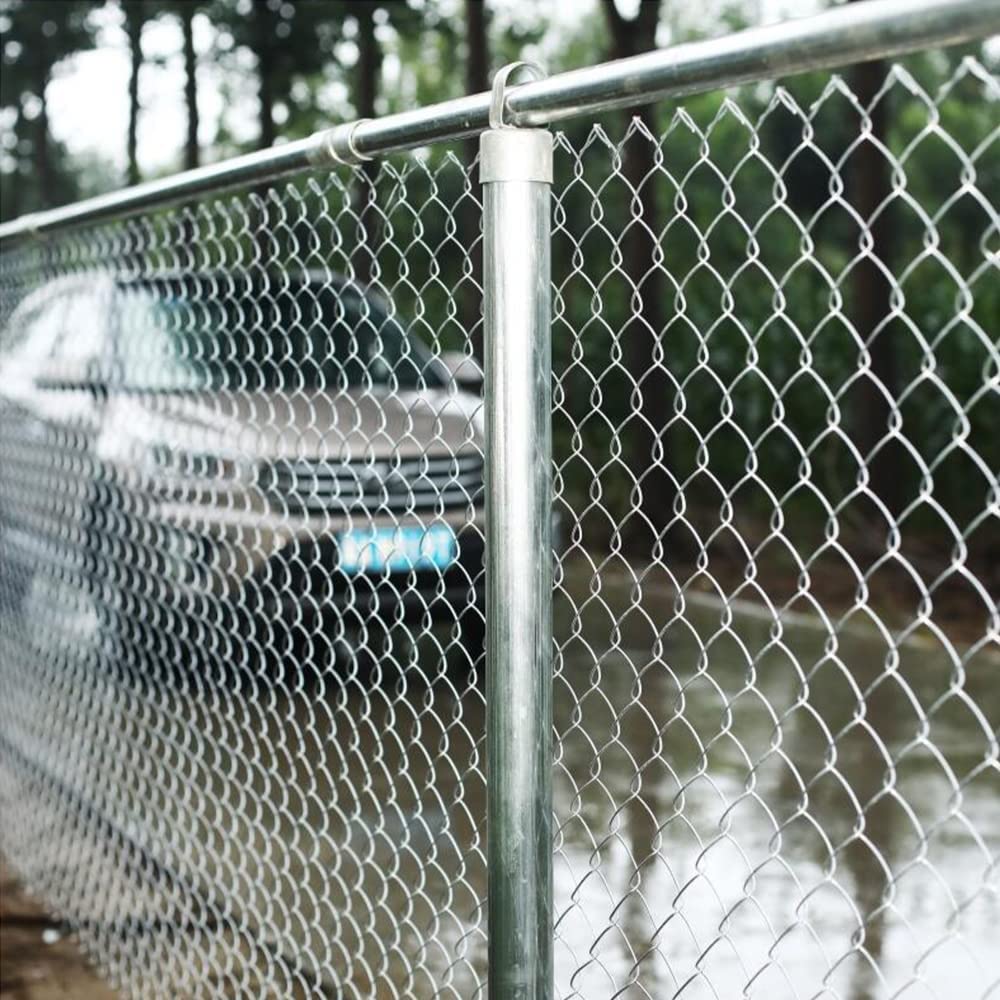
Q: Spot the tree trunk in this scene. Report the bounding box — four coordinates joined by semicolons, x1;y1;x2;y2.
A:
181;3;199;171
250;0;277;269
34;66;53;208
126;0;144;186
463;0;488;364
848;22;898;520
353;3;383;289
600;0;678;558
253;0;276;151
464;0;487;153
622;103;674;555
355;3;380;123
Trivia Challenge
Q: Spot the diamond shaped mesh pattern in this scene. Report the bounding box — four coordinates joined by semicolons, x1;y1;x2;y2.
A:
550;58;998;999
0;57;997;1000
0;157;489;997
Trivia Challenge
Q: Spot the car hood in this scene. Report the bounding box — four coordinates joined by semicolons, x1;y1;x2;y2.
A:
98;386;485;464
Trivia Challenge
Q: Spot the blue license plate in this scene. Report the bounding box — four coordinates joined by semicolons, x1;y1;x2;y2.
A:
337;524;457;574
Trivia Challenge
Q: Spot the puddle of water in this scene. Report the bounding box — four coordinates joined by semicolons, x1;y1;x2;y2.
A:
551;566;999;999
2;561;996;998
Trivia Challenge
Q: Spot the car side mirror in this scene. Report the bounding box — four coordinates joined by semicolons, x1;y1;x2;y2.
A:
439;351;484;394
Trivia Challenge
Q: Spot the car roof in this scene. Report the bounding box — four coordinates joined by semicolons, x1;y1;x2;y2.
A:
2;270;396;352
116;269;382;304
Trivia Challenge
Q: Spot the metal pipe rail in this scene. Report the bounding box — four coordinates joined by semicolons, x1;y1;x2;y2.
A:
0;0;996;241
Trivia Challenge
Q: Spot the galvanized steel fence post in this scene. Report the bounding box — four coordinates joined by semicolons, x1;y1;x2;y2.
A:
482;63;554;1000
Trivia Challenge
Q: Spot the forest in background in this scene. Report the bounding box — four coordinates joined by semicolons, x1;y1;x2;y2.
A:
1;0;997;633
1;0;644;217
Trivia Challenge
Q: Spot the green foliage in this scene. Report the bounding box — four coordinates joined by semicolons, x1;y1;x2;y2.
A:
0;0;96;217
206;1;430;149
548;53;999;543
0;0;94;101
1;2;996;554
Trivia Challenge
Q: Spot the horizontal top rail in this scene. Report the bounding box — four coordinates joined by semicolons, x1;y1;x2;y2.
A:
1;0;996;242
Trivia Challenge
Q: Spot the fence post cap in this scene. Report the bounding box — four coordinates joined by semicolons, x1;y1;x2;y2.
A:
479;129;553;184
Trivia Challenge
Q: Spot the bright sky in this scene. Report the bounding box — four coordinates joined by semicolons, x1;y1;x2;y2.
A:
47;4;231;177
44;0;826;180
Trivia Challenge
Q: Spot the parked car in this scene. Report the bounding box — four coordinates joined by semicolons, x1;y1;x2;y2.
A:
0;270;485;674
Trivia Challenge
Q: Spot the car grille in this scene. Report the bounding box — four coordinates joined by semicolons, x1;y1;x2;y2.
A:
259;451;484;514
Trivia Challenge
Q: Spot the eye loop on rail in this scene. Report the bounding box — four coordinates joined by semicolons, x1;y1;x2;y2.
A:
489;61;547;130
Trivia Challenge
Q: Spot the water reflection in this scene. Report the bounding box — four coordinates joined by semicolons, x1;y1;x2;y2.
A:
551;563;999;999
1;560;997;998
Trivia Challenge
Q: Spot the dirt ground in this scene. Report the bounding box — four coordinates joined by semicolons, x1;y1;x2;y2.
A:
639;505;998;649
0;861;116;1000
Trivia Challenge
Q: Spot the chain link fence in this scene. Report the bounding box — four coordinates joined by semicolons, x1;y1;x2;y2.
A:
549;55;999;999
1;16;998;1000
0;158;491;998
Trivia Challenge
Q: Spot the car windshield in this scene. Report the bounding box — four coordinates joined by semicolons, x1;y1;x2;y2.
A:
110;283;444;392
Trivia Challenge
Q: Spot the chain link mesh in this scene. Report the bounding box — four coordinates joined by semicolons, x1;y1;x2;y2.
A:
0;155;490;997
550;57;998;999
0;56;997;1000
